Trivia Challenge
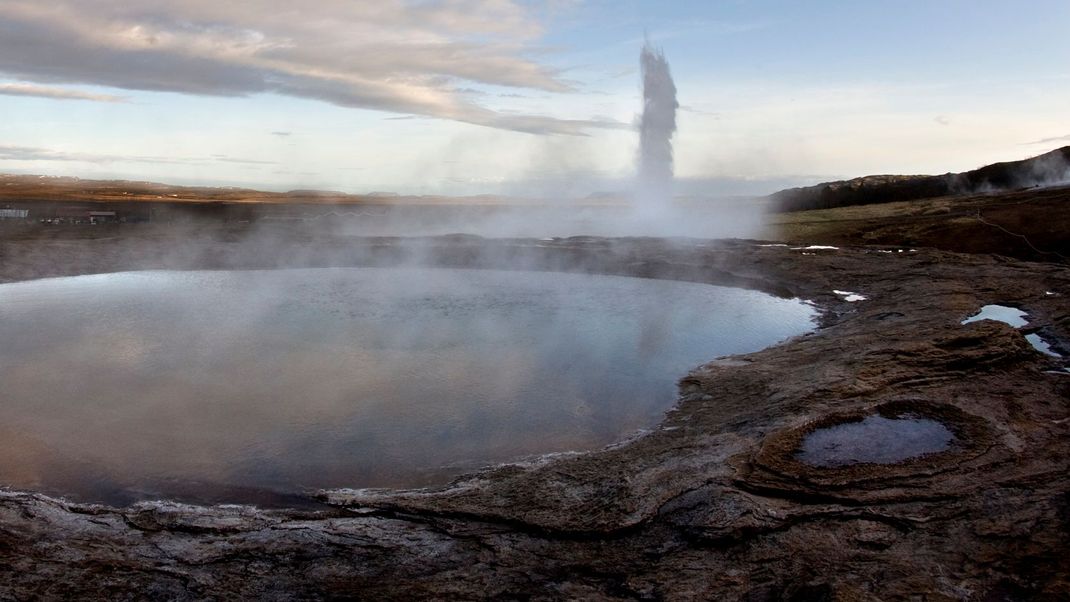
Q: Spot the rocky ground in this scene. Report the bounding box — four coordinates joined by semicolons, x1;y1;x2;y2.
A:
0;225;1068;600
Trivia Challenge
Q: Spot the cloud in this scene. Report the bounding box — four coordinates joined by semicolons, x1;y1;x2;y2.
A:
0;144;183;164
934;115;951;126
0;143;270;166
0;1;623;135
680;105;720;118
213;156;278;165
1023;134;1070;145
0;82;127;102
270;131;291;137
452;87;488;96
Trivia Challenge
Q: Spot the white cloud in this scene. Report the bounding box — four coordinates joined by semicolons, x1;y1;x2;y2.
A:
1024;134;1070;145
0;0;624;134
0;143;272;167
0;144;179;164
0;82;127;102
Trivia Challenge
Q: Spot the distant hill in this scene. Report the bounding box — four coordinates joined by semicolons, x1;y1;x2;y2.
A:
0;174;539;206
769;146;1070;212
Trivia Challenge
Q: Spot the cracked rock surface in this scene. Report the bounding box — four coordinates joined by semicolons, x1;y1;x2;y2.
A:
1;230;1068;600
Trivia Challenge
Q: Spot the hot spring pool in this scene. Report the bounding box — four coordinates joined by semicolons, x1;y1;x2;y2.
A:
796;414;955;467
0;268;816;506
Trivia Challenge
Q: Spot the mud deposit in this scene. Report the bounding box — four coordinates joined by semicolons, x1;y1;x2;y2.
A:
0;230;1068;600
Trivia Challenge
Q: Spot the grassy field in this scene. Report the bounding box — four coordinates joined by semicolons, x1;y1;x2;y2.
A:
764;185;1070;262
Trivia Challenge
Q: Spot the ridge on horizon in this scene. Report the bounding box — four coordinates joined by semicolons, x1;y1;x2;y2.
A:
769;146;1070;212
4;146;1069;209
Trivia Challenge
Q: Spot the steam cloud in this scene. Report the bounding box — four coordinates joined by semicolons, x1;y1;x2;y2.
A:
635;41;679;217
1021;150;1070;188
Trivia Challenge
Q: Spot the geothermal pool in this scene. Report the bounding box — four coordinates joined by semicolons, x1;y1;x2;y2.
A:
797;414;955;467
0;268;816;506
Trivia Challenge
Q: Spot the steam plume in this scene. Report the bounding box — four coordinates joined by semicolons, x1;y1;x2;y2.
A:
636;41;679;216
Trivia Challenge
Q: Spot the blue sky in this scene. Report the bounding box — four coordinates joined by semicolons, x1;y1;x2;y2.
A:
0;0;1067;196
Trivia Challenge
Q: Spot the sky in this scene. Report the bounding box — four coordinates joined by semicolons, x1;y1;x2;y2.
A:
0;0;1068;197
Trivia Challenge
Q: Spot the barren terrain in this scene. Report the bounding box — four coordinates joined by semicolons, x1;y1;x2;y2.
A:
0;216;1067;599
767;185;1070;262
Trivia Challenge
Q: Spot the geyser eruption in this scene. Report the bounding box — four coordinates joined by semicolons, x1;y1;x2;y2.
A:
636;41;679;217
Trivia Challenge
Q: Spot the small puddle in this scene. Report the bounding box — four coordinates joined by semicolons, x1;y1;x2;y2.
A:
796;414;954;467
961;305;1063;358
1025;333;1062;358
961;305;1028;328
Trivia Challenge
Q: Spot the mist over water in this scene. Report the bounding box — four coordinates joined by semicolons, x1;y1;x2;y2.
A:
0;268;816;505
635;41;679;221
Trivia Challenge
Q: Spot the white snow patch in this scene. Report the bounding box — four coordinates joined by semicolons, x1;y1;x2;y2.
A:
792;245;839;250
833;290;868;302
757;243;789;247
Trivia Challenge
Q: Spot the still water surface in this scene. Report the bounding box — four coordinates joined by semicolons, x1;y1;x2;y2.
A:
0;268;816;506
797;414;954;467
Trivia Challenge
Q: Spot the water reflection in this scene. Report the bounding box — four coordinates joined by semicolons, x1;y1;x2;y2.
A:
0;268;816;505
961;305;1028;327
797;414;954;467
